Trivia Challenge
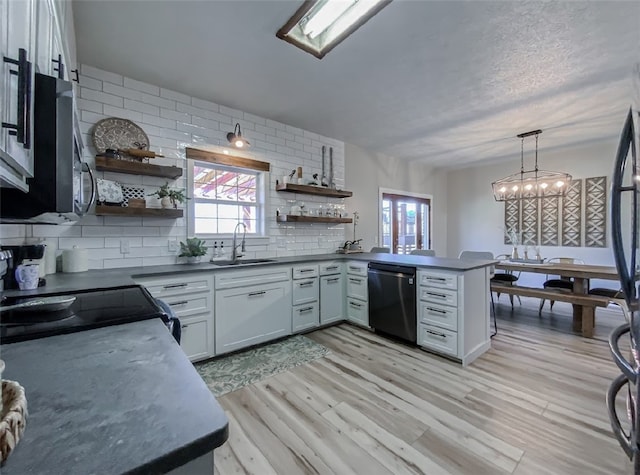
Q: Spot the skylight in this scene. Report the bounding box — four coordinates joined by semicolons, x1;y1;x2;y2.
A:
276;0;392;59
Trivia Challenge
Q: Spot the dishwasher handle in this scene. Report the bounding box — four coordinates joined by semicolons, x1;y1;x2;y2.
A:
368;263;416;277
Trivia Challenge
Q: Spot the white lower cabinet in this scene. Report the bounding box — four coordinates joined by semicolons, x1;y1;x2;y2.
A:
135;273;214;362
346;297;368;326
417;267;490;366
215;267;292;355
345;260;369;327
291;264;319;333
180;316;211;362
320;274;344;324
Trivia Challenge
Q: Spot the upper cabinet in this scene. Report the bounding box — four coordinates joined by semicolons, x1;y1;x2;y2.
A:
0;0;78;192
0;0;36;190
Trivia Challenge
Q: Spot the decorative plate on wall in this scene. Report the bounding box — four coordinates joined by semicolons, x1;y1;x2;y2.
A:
92;117;149;153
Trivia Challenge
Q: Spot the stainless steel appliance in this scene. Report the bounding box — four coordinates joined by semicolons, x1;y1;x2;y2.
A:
368;262;417;342
609;104;640;473
0;285;178;344
0;73;95;223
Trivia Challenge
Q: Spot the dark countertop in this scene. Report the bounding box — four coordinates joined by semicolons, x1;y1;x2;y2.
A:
0;319;229;475
3;253;496;297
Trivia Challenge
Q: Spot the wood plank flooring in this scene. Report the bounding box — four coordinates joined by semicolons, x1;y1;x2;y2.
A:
213;297;632;474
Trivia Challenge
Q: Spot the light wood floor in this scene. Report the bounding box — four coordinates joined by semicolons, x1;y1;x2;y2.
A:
213;297;632;474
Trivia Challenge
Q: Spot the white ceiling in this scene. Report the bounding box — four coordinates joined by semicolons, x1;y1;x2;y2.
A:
73;0;639;169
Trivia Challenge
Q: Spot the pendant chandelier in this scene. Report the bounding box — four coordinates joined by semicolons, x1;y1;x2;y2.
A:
492;129;572;201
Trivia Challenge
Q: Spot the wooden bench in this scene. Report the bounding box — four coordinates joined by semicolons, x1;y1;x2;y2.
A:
490;283;613;337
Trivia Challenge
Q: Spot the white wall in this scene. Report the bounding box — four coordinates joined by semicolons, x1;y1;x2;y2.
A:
344;143;448;255
0;64;347;269
446;138;621;287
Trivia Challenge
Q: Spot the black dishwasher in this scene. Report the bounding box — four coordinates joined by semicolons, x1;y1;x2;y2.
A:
368;262;417;343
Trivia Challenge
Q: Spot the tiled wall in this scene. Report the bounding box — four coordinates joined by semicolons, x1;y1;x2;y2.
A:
0;64;347;269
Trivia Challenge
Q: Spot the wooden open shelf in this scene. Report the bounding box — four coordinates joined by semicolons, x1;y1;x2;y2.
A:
276;183;353;198
95;205;183;218
276;215;352;224
95;156;183;179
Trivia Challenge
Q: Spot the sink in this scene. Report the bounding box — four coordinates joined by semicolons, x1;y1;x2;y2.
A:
209;258;275;266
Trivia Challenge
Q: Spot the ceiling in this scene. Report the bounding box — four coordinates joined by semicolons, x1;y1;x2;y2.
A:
73;0;639;169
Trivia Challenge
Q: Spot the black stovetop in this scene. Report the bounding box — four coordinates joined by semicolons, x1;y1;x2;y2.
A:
0;285;166;344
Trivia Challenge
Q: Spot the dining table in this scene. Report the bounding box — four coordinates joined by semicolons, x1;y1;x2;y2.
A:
494;261;624;337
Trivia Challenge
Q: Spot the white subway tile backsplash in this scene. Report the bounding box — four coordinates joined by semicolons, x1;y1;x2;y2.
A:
161;88;191;104
124;99;160;116
31;225;81;238
103;258;143;269
81;64;123;85
59;237;106;249
0;224;28;239
78;75;102;91
77;98;103;114
191;97;219;112
102;105;143;123
141;114;176;130
80;88;123;108
124;77;160;96
0;63;346;270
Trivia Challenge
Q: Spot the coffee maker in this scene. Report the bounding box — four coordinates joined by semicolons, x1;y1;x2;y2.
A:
0;244;46;290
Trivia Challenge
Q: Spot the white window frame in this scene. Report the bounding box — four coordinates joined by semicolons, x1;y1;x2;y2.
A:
187;159;269;239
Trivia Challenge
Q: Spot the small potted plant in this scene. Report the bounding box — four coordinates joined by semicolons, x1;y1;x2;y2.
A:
179;237;208;264
148;182;189;209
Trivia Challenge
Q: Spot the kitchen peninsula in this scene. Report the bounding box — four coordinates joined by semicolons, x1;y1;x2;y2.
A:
2;253;496;366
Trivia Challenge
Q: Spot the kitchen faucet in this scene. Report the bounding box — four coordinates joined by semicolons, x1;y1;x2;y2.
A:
231;222;247;263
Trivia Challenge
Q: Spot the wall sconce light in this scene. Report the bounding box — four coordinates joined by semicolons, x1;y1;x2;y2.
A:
226;123;250;148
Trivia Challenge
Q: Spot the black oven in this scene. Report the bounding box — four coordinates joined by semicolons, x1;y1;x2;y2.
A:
0;73;95;223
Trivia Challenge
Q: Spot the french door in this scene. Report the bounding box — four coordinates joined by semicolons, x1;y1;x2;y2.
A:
381;193;431;254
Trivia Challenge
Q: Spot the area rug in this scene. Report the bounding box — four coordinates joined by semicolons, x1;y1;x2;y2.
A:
195;335;330;397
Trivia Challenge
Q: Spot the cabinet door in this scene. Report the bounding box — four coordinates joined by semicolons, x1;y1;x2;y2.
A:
180;316;212;362
1;0;35;180
320;274;344;324
215;282;291;355
34;0;54;75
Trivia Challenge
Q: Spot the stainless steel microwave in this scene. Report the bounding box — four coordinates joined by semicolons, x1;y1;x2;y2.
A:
0;73;95;224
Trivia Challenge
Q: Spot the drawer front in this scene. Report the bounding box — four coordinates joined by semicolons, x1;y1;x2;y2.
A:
419;286;458;307
138;275;212;298
419;301;458;332
346;262;367;277
346;297;368;326
418;324;458;357
292;302;320;333
319;261;342;276
419;271;458;291
163;294;212;318
346;275;368;301
215;266;291;290
293;264;319;279
292;277;319;305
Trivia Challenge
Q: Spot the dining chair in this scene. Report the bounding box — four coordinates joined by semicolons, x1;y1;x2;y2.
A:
458;250;497;337
492;254;521;307
539;257;585;313
410;249;435;257
370;247;391;253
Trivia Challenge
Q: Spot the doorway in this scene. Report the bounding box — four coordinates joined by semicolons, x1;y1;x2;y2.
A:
380;191;432;254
